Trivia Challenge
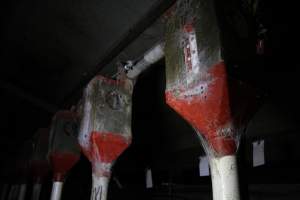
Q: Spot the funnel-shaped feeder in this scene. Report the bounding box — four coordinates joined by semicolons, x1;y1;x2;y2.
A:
165;0;257;199
79;75;133;200
30;128;50;200
48;110;81;200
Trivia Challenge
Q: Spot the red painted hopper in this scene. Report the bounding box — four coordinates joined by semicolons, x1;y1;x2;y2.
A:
79;75;133;176
48;110;81;181
165;0;257;157
78;75;133;200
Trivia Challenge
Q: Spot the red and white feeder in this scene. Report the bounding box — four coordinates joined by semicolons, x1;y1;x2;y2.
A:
30;128;50;200
48;110;81;200
78;74;133;200
165;0;256;199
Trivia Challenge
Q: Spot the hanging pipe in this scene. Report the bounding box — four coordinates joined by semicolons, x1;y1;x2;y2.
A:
210;155;240;200
125;42;165;79
50;182;63;200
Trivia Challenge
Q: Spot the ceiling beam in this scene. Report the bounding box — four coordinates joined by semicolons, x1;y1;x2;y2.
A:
0;80;58;113
61;0;176;106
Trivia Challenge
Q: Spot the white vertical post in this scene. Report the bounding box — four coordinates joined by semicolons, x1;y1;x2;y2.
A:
126;42;165;79
50;182;64;200
31;183;42;200
18;184;27;200
209;155;240;200
145;168;153;189
90;174;109;200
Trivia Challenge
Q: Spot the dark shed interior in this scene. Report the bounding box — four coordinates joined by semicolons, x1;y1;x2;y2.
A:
1;0;300;199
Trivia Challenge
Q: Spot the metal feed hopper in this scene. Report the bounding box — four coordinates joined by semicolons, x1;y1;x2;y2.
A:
79;75;133;200
48;110;81;200
164;0;257;199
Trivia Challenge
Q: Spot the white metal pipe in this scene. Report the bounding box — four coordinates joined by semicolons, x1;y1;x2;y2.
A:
126;42;165;79
50;182;63;200
209;155;240;200
31;183;42;200
18;184;27;200
210;158;222;200
90;174;110;200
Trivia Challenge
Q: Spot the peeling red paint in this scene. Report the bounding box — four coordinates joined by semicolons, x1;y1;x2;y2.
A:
166;62;236;156
82;132;130;164
49;152;80;181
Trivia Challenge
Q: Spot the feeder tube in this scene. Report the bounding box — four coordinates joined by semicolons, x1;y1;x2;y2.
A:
209;155;240;200
18;184;27;200
90;174;109;200
126;42;165;79
50;182;63;200
31;183;42;200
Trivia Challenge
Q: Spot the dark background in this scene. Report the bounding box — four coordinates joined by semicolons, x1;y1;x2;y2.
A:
1;0;300;199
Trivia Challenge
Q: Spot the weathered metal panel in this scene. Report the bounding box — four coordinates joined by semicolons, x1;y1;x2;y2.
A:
79;75;133;176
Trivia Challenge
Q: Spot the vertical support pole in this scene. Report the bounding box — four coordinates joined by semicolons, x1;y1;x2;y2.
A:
50;182;63;200
78;75;133;200
31;183;42;200
18;184;27;200
210;155;240;200
91;174;109;200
